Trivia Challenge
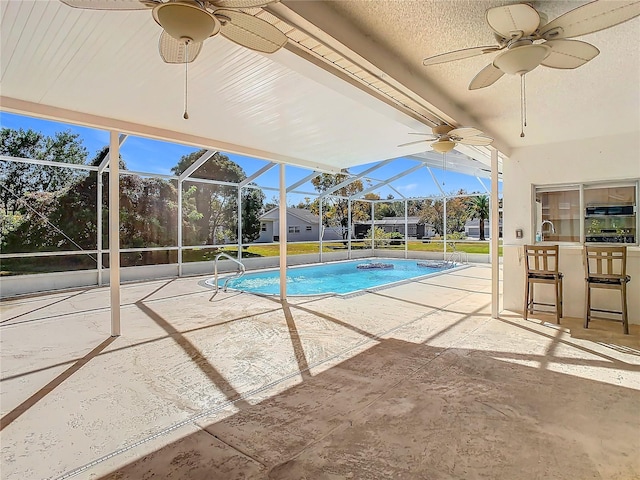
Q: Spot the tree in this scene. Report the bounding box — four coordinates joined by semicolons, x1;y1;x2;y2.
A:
419;199;444;235
294;197;312;209
0;128;91;254
363;226;393;247
171;151;263;245
1;128;87;215
310;173;366;239
467;195;490;241
445;191;470;235
226;186;266;244
264;195;279;212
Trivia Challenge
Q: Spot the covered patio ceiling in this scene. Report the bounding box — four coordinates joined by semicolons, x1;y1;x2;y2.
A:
2;1;637;175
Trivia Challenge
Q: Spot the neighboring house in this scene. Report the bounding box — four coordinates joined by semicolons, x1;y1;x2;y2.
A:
257;208;343;243
464;218;503;239
353;217;434;239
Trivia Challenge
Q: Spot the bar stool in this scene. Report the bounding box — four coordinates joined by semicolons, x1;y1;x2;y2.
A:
523;245;563;323
583;245;631;335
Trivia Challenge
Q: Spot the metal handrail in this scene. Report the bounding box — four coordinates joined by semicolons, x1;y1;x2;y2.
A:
213;253;245;293
445;248;468;266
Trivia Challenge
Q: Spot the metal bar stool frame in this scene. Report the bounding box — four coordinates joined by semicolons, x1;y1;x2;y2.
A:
523;245;563;323
583;245;631;335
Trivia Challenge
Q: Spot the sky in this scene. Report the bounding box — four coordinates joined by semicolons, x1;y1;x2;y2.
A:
1;111;500;205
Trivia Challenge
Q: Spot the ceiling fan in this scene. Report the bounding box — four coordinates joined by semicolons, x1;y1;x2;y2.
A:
400;125;493;184
60;0;287;61
399;125;493;153
422;1;640;136
60;0;287;118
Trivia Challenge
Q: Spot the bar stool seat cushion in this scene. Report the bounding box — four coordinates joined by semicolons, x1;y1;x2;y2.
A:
529;272;563;280
587;274;631;285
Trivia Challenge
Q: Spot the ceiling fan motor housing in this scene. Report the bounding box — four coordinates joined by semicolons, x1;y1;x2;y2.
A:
153;2;220;43
432;125;454;136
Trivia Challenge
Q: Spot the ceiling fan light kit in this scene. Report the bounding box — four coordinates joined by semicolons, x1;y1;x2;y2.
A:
152;2;220;43
492;44;550;75
431;139;456;154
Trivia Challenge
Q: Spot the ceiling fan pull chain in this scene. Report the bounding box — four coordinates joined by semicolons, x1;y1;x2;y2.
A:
523;73;527;128
519;74;525;138
442;152;446;185
183;42;189;120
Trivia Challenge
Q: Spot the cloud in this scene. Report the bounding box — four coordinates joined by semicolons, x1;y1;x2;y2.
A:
397;183;418;192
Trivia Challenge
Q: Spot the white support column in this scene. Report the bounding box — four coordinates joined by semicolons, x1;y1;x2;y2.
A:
491;149;500;319
279;164;287;300
371;202;375;252
109;131;121;337
319;198;323;262
347;199;352;260
97;174;103;285
98;133;127;286
177;180;183;276
404;200;408;259
443;195;447;259
237;186;243;261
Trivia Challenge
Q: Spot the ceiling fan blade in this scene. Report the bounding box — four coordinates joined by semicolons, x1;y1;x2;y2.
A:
216;9;287;53
211;0;278;7
469;63;504;90
398;140;429;148
486;3;540;38
423;45;502;66
409;133;438;141
539;0;640;40
60;0;159;9
541;39;599;69
159;31;203;64
448;127;483;140
457;135;494;146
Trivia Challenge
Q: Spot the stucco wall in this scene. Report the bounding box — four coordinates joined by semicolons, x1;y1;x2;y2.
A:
503;131;640;323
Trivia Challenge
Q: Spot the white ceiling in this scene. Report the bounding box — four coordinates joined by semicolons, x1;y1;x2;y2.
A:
1;0;639;174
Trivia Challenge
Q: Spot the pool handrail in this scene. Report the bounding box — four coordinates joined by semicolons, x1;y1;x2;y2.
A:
445;244;468;266
213;253;246;293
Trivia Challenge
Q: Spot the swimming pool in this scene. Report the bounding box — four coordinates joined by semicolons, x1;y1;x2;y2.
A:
206;258;456;296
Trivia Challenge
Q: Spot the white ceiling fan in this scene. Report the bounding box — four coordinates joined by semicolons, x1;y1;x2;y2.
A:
422;1;640;136
60;0;288;118
399;125;493;153
400;125;493;184
60;0;287;62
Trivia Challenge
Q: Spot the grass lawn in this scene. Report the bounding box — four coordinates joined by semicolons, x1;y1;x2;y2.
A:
3;240;502;275
211;240;502;258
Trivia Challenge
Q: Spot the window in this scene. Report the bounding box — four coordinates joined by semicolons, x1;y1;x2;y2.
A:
534;181;638;244
261;223;267;232
584;185;636;244
535;188;580;242
306;226;312;231
288;226;300;234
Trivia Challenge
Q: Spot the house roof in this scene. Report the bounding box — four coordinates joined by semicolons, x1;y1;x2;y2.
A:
354;216;423;225
260;207;319;224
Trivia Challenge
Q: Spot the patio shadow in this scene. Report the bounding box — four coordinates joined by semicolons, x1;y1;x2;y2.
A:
92;338;639;480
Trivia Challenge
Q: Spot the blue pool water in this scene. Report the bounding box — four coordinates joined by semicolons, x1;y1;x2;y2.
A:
207;259;454;296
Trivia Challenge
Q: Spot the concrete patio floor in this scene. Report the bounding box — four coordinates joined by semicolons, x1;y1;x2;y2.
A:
1;264;639;480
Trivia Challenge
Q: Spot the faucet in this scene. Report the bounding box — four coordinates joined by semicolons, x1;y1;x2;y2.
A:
540;220;555;240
